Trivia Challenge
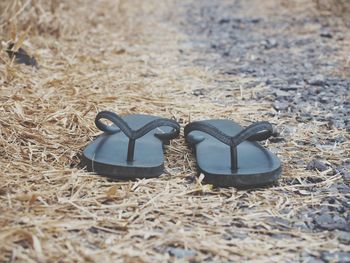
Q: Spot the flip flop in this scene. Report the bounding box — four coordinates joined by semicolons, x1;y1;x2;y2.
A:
184;119;282;188
82;111;180;179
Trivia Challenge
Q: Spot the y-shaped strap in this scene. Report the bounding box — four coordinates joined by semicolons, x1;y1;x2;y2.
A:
95;111;180;162
184;121;274;171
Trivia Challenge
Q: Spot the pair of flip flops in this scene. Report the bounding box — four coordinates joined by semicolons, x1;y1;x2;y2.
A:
82;111;282;188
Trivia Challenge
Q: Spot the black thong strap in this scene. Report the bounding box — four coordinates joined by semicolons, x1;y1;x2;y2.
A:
95;111;180;162
184;121;274;170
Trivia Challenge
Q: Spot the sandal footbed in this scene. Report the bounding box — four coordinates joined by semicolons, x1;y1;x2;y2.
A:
83;114;173;179
187;119;282;188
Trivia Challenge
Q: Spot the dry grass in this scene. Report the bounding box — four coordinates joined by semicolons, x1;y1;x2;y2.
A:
0;0;349;262
314;0;350;17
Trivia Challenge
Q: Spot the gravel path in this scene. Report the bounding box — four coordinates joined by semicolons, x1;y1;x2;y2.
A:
179;0;350;261
184;0;349;130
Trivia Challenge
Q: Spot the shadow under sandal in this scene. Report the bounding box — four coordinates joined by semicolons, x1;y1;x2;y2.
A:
184;120;282;188
82;111;180;179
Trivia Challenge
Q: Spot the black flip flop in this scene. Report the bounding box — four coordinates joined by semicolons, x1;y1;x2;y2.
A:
82;111;180;179
184;119;282;188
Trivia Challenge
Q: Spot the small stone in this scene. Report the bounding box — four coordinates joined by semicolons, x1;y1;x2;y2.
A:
193;88;205;96
337;34;345;41
280;84;300;91
264;38;278;49
269;136;285;143
250;18;261;24
294;221;309;230
314;213;348;231
336;231;350;244
266;79;273;85
343;172;350;181
319;97;329;103
335;165;350;174
6;42;39;68
274;89;291;97
306;160;328;172
296;113;313;123
167;247;197;258
88;227;99;234
336;182;350;193
185;175;196;183
314;213;333;228
320;30;333;38
334;134;346;143
309;75;325;86
273;101;289;111
301;253;324;263
306;258;324;263
322;252;350;262
345;125;350;133
266;78;288;89
218;18;230;24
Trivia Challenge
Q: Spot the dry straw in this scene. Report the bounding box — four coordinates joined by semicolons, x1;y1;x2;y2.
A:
0;0;349;262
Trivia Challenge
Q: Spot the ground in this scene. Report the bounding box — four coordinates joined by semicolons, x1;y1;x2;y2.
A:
0;0;349;262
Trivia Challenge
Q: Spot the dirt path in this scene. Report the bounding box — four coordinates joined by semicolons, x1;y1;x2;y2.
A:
0;0;349;262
